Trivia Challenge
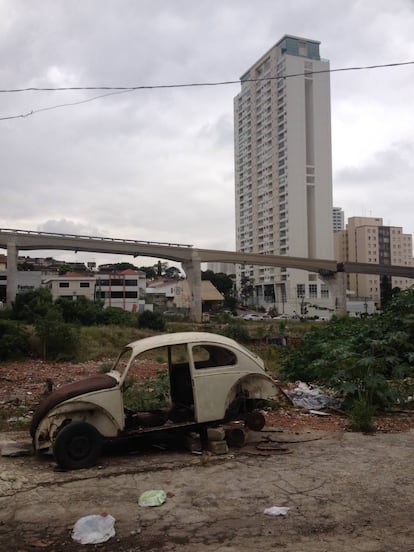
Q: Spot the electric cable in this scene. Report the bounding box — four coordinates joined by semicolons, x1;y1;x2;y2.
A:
0;60;413;121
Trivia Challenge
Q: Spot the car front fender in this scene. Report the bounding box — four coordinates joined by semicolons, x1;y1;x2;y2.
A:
34;401;122;451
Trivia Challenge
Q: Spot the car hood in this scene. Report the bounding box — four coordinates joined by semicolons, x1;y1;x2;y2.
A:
30;374;118;438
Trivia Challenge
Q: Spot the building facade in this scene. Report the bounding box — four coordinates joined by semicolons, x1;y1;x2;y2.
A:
0;271;42;304
333;207;345;232
334;216;414;307
146;279;223;313
45;269;147;312
95;270;147;312
234;35;334;315
44;273;97;302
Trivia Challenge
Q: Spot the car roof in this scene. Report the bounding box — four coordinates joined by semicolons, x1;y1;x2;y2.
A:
124;331;261;363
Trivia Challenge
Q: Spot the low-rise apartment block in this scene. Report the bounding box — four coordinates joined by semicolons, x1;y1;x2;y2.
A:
334;216;414;307
44;269;147;312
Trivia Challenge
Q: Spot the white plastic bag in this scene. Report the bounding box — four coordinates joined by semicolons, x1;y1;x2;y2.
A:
72;513;116;545
263;506;290;516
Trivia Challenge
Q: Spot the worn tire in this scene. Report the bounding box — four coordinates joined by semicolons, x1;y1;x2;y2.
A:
53;421;103;470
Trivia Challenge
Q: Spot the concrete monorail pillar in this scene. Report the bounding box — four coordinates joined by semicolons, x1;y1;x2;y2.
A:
320;271;347;315
6;242;18;308
182;250;202;323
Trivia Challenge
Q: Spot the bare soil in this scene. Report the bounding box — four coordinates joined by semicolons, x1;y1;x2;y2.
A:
1;361;414;551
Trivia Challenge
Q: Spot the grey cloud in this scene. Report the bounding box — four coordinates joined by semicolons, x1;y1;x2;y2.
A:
37;219;107;237
1;1;414;261
334;141;414;234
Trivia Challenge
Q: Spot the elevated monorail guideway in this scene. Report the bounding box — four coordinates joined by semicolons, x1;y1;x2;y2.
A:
2;228;414;321
0;228;194;262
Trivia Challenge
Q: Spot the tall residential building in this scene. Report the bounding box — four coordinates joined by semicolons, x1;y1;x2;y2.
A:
234;35;334;314
333;207;345;232
334;216;414;306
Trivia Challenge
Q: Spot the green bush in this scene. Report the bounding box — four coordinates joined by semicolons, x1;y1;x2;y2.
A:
12;288;53;323
56;296;104;325
220;320;250;343
349;398;376;432
260;345;283;377
34;308;80;361
124;370;170;411
279;293;414;416
0;319;29;360
138;310;166;331
99;307;137;326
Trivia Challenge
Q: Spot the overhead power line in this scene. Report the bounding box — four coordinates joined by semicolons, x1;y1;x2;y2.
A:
0;89;132;121
0;60;413;121
1;60;413;93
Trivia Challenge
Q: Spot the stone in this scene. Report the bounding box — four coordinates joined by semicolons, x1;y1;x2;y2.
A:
207;426;226;441
208;440;229;455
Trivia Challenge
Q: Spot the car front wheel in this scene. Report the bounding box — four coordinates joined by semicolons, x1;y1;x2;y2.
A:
53;421;103;470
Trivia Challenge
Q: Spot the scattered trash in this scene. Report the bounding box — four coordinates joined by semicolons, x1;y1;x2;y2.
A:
263;506;290;516
285;382;341;411
29;539;55;548
72;513;116;545
7;416;30;424
138;489;167;507
0;439;33;457
309;409;331;416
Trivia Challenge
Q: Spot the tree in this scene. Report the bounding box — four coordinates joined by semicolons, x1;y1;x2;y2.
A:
141;261;180;279
0;319;29;360
240;274;254;305
165;266;182;280
97;262;138;273
55;296;104;325
58;264;73;275
18;261;35;271
154;261;168;277
100;306;137;326
202;270;233;295
137;310;166;331
138;266;157;279
380;275;393;308
202;270;237;310
34;308;80;360
12;288;54;323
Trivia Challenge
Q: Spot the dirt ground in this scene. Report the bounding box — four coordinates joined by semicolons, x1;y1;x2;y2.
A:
1;361;414;551
2;359;414;434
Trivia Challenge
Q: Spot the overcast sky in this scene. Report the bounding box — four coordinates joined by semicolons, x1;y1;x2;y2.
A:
1;0;414;267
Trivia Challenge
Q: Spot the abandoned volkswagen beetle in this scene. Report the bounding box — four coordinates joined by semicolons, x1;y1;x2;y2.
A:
31;332;280;470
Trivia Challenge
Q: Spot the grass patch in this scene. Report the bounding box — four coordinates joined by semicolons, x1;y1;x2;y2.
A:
259;345;284;378
349;398;376;432
0;407;31;432
78;326;151;360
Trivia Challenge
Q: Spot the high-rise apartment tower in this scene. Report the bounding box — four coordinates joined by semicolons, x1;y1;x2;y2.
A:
333;207;345;232
234;35;334;314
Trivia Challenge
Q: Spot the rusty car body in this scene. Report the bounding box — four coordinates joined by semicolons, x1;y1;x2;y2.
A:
31;332;280;469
